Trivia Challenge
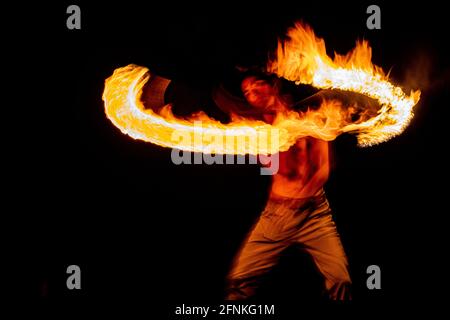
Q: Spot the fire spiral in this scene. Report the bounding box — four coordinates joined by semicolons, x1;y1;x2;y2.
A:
102;23;420;154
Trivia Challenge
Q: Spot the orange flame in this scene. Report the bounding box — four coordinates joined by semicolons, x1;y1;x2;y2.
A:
102;23;420;153
268;23;421;146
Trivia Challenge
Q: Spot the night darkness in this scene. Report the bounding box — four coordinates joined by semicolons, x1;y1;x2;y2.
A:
12;1;450;317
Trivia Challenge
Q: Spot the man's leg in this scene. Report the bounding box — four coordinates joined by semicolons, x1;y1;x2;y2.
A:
225;215;288;300
295;200;352;300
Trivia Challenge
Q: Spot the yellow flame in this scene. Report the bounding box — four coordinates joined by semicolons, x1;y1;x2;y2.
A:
268;23;421;146
102;23;420;153
102;65;286;155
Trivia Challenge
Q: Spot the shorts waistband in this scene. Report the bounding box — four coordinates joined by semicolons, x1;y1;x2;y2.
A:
268;188;326;208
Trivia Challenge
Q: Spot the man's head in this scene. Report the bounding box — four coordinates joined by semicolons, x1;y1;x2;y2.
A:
241;76;279;111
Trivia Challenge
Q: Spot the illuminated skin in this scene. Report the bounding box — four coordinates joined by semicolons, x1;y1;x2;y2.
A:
241;76;330;198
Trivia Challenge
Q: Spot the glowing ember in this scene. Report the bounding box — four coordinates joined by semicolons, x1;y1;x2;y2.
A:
102;23;420;153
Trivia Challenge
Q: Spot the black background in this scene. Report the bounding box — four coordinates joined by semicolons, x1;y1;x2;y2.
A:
11;0;450;317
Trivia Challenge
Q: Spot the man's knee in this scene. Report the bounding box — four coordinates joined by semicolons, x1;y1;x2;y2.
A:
325;278;352;300
225;277;258;300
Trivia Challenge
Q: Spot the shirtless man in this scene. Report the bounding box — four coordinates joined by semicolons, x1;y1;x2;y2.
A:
225;76;352;300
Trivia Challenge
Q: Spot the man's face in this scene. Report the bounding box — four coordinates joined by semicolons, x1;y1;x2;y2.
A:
241;76;277;110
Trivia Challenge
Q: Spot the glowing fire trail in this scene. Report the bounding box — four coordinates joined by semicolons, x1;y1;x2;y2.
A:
102;23;420;154
103;65;285;155
268;23;421;146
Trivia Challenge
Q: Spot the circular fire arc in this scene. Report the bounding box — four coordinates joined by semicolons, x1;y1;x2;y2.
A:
102;23;421;154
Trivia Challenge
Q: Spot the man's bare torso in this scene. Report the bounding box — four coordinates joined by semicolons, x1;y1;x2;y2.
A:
270;137;330;199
